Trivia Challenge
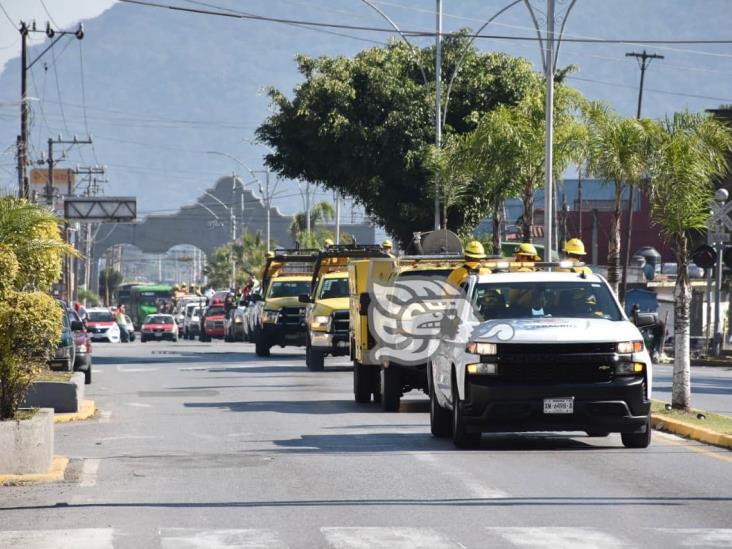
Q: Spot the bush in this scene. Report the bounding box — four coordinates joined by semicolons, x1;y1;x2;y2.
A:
77;288;100;307
0;244;18;299
0;292;61;420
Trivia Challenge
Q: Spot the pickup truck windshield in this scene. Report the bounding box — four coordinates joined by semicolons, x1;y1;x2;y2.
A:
474;281;622;321
269;281;310;298
318;278;349;299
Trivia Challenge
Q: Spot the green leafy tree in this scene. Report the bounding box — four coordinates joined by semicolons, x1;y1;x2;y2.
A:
99;268;123;306
205;230;271;288
289;201;335;243
77;288;100;307
256;34;538;245
648;111;732;410
586;106;656;295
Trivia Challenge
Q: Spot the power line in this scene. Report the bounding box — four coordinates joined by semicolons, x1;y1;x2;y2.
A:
39;0;59;28
0;1;14;27
119;0;732;45
565;75;732;104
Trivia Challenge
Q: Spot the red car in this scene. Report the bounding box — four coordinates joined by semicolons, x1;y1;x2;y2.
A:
68;309;93;384
199;305;226;342
140;314;179;342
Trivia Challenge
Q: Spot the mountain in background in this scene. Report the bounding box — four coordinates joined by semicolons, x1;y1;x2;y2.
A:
0;0;730;218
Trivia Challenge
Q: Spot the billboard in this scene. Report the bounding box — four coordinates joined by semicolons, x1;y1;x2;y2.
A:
63;197;137;222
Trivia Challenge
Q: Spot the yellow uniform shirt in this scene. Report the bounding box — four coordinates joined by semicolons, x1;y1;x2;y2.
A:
447;261;490;287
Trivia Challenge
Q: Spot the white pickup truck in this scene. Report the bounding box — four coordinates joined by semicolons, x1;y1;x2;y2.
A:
429;270;653;449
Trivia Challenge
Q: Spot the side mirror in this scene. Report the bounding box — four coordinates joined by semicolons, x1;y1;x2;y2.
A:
71;320;84;331
633;311;657;329
298;294;312;304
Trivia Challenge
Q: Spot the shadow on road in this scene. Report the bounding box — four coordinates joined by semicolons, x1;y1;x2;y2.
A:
184;399;377;415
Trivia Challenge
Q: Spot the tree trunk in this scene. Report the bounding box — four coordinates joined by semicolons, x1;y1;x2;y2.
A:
492;203;503;256
672;234;692;410
606;183;623;296
522;182;534;243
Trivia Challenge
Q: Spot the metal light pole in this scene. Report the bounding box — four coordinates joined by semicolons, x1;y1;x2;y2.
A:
334;191;341;244
434;0;443;230
712;188;729;356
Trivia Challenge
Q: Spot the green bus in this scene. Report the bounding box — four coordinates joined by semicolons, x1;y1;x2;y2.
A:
129;284;174;328
114;283;142;313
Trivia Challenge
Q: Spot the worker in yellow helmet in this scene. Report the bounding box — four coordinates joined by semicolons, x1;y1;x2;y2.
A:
382;239;394;257
448;240;491;287
324;238;334;249
510;242;540;272
561;238;592;274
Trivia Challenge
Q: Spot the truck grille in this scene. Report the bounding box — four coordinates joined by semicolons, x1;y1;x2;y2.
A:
278;307;304;327
331;310;349;334
496;343;616;383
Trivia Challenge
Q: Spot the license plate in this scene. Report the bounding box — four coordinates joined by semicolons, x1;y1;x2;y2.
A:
336;341;349;348
543;397;574;414
155;333;162;338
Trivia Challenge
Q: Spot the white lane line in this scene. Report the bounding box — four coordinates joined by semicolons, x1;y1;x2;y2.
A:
79;458;100;487
655;528;732;547
124;402;152;408
116;365;156;372
322;527;461;549
159;528;287;548
98;410;112;424
486;527;628;549
0;528;114;548
179;367;208;371
411;452;508;499
98;435;155;442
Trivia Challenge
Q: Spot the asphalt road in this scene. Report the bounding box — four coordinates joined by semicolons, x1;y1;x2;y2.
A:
652;363;732;415
2;339;731;549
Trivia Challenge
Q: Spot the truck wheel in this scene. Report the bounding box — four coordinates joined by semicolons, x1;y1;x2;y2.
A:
353;361;372;403
451;374;480;449
381;365;401;412
429;366;451;437
255;338;271;357
621;418;652;448
306;342;325;371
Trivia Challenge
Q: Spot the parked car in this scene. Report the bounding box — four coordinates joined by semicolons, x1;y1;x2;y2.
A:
184;305;202;340
224;306;247;342
49;300;75;372
68;308;93;384
199;304;226;342
140;314;179;342
86;307;121;343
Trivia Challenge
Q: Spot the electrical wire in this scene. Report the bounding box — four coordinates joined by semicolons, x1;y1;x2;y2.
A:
0;1;15;27
39;0;60;28
78;40;101;166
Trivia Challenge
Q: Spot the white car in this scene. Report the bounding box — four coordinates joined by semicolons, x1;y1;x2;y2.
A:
429;270;653;449
85;308;121;343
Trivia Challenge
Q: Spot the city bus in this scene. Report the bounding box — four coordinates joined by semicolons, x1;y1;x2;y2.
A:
114;283;142;312
129;284;175;328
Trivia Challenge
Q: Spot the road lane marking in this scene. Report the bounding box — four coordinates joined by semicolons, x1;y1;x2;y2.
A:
411;452;509;499
124;402;152;408
116;365;156;372
79;458;100;487
486;527;627;549
159;528;287;548
654;431;732;465
0;528;114;548
98;411;112;424
655;528;732;547
322;527;461;549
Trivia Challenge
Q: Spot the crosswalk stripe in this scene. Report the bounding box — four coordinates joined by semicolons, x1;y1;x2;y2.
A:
0;528;114;549
485;527;628;549
159;528;288;548
321;527;462;549
655;528;732;547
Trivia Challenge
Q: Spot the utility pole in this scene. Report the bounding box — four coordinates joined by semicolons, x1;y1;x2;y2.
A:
46;136;93;206
620;50;664;303
16;21;84;199
434;0;443;230
334;191;341;244
543;0;555;261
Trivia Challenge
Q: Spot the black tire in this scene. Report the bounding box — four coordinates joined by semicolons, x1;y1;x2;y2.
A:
381;365;401;412
452;373;480;449
255;337;271;357
429;365;451;437
141;337;146;343
84;364;92;385
621;418;652;448
353;361;372;403
306;341;325;371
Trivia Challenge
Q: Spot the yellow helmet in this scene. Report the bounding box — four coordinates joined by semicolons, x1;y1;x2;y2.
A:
382;239;393;249
324;238;334;247
464;240;486;259
563;238;586;256
266;251;275;259
516;242;539;260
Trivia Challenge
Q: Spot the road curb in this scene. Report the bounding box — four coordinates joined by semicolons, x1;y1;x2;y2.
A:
0;455;69;486
54;400;96;424
651;413;732;450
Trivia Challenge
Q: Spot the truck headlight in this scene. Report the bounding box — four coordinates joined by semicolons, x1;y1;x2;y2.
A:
466;342;497;355
311;315;331;330
466;362;497;375
617;341;643;354
615;362;645;375
261;309;280;323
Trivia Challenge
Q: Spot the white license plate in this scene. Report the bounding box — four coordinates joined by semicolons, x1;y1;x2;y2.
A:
543;398;574;414
155;333;163;338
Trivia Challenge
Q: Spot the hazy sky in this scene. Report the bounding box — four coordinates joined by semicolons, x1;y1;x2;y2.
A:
0;0;116;70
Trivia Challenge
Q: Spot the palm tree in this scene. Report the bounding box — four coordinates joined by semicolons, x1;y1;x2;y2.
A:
648;111;732;410
586;108;653;295
289;201;335;241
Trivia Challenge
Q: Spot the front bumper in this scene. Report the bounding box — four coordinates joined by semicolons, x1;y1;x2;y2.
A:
263;322;306;347
462;376;650;434
310;331;350;355
142;331;178;340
